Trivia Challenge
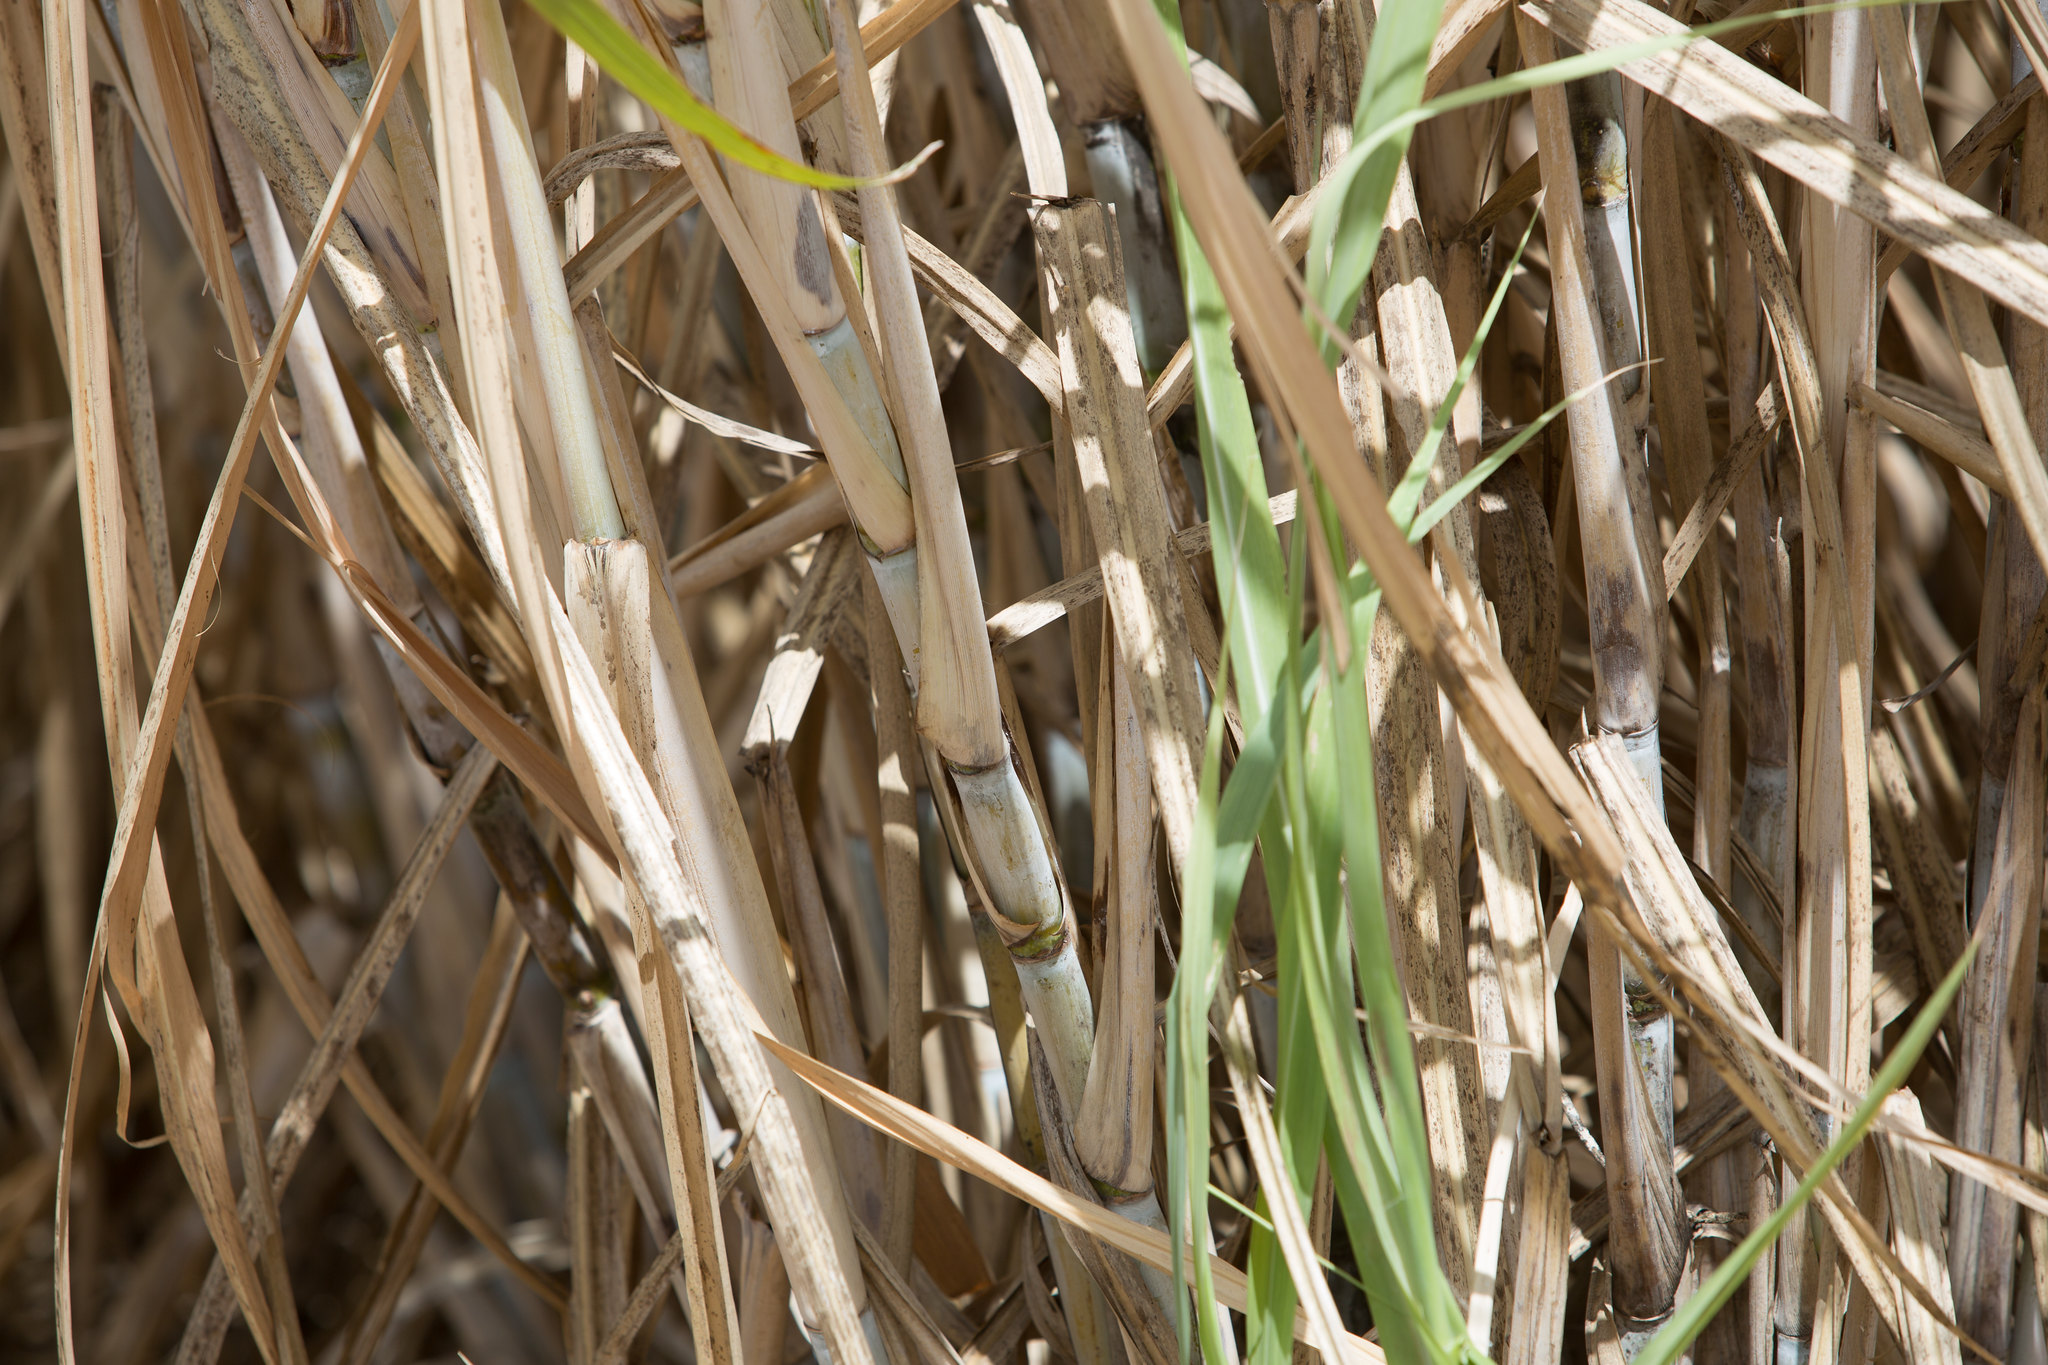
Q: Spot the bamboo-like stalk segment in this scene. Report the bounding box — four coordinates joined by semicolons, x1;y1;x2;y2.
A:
805;13;1116;1262
1521;18;1682;1342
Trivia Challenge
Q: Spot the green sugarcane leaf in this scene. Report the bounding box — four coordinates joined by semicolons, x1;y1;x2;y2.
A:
522;0;914;190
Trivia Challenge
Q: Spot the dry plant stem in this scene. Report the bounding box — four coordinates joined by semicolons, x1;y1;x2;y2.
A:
564;996;720;1349
601;1;914;566
1718;183;1796;1016
1640;100;1730;886
1008;0;1180;370
568;1081;629;1365
1566;736;1944;1361
764;1038;1390;1365
1717;135;1879;1365
1076;655;1157;1200
1525;0;2048;332
1521;16;1680;1340
536;42;861;1363
1028;1032;1180;1365
1079;122;1185;375
1029;200;1204;889
1354;38;1493;1287
701;0;880;472
816;0;1096;1178
1875;1090;1963;1365
562;537;815;1361
211;56;677;1331
1795;8;1880;1152
1266;0;1322;193
760;748;888;1234
1640;90;1737;1360
471;0;625;543
1719;167;1793;1365
1467;617;1565;1362
217;110;612;1003
1529;58;1664;813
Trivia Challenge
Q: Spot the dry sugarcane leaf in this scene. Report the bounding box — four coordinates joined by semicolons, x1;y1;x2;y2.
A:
1568;735;1997;1358
1472;460;1558;713
205;0;430;321
1949;689;2046;1348
1875;72;2042;286
837;196;1064;412
1851;382;2009;499
668;465;849;597
45;0;294;1353
422;4;869;1356
178;698;567;1305
1868;727;1968;1006
1874;10;2048;585
865;571;926;1274
1569;1086;1751;1258
88;6;429;1055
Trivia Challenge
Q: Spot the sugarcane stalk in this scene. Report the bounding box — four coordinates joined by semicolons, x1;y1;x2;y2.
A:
1712;107;1790;1365
863;573;925;1273
1520;18;1683;1350
766;0;1116;1247
193;0;519;613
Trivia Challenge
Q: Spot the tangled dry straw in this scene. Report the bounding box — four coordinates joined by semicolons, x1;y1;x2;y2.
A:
1;0;2045;1363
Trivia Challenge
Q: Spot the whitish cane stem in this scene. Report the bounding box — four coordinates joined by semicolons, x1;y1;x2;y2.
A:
1522;18;1681;1345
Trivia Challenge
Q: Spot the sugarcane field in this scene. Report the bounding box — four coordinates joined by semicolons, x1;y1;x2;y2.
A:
3;0;2046;1362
